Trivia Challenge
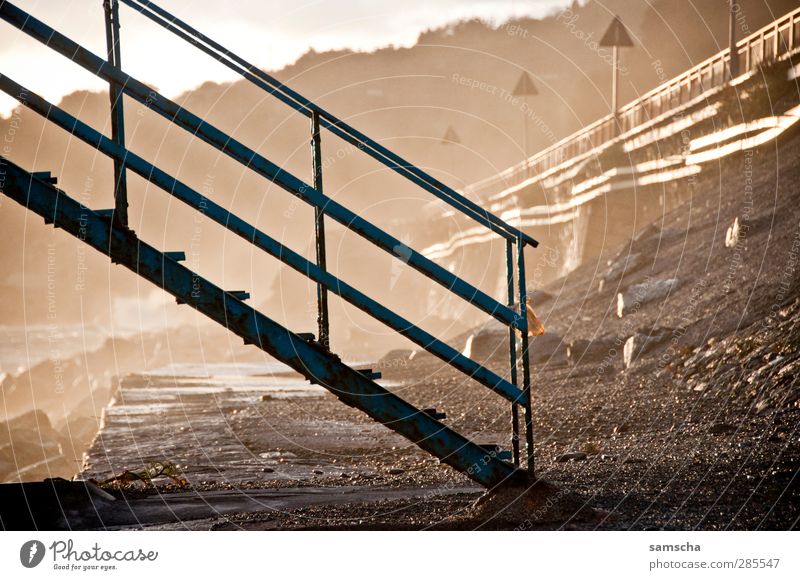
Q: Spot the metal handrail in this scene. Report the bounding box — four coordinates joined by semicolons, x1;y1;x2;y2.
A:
0;74;527;406
467;5;800;200
0;0;537;472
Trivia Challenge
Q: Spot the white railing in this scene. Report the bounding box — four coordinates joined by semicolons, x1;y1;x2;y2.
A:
466;6;800;200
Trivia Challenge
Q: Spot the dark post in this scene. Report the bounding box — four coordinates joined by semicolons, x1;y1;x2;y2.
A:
611;45;619;115
729;1;740;79
599;16;633;136
103;0;128;227
506;240;520;466
310;109;330;349
516;237;534;475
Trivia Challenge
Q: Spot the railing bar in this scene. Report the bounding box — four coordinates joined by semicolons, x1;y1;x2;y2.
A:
506;240;520;467
310;110;330;350
103;0;128;227
516;237;534;476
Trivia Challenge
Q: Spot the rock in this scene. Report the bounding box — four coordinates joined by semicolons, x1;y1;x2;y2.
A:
583;442;602;454
623;457;646;464
603;252;644;283
708;423;737;435
556;452;587;462
261;467;274;473
61;415;100;448
471;479;601;524
567;337;618;365
6;409;53;432
313;469;324;475
388;468;405;475
725;217;740;248
623;329;672;368
526;289;554;305
600;454;617;461
528;333;568;366
617;278;681;317
0;478;117;529
462;324;567;366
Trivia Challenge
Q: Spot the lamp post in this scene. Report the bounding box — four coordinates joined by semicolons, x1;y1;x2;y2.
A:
599;15;633;134
512;71;538;177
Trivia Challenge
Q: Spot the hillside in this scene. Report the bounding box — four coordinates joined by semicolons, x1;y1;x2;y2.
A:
216;110;800;530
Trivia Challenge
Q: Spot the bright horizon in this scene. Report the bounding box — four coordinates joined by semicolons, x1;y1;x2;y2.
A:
0;0;574;118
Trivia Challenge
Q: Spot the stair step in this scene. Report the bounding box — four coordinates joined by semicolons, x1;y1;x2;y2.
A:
164;251;186;262
32;171;57;184
478;444;512;461
356;369;382;380
228;291;250;301
421;408;446;420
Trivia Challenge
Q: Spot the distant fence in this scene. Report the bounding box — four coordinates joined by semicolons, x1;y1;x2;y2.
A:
466;6;800;200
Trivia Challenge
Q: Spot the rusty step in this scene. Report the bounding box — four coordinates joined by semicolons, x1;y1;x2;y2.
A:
356;369;382;380
32;171;57;184
422;408;447;420
164;251;186;262
478;443;512;461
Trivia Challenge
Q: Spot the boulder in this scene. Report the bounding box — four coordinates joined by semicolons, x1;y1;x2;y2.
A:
725;217;740;248
603;252;644;283
623;330;672;369
617;278;680;317
529;333;568;366
463;327;567;367
567;337;619;366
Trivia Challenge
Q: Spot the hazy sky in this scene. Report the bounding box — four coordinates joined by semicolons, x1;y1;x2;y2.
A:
0;0;573;117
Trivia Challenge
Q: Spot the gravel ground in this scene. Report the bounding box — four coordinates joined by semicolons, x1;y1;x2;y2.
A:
203;121;800;531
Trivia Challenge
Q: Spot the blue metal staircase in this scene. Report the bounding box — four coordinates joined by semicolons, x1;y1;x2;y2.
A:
0;0;539;487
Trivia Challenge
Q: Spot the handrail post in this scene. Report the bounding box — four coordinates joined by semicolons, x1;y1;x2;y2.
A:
310;109;330;350
506;240;520;467
103;0;128;228
517;237;534;475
